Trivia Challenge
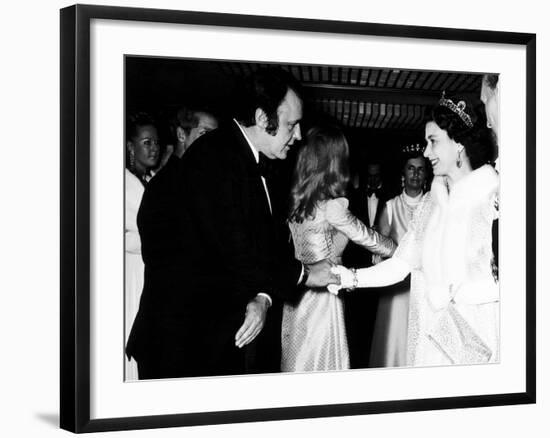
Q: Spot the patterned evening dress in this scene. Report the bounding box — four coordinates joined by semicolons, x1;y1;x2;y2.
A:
282;197;395;372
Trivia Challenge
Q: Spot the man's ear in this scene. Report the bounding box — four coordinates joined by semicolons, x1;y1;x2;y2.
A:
176;126;187;144
255;108;268;129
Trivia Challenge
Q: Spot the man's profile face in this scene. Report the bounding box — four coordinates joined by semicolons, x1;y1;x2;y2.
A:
366;163;382;190
262;89;303;160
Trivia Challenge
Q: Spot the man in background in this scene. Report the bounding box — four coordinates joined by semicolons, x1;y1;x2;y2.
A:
344;158;388;369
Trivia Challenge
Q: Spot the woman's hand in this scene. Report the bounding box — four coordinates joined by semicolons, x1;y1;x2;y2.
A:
327;265;357;294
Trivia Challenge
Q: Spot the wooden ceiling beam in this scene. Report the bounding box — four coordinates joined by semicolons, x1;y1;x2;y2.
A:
303;83;479;106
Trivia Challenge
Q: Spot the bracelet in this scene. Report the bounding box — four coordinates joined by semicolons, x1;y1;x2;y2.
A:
350;268;358;290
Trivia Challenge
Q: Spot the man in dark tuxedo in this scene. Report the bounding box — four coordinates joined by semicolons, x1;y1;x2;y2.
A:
127;69;336;379
343;160;388;369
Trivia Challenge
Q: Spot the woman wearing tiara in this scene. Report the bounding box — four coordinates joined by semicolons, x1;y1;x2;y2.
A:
332;94;499;366
281;125;395;372
369;143;428;368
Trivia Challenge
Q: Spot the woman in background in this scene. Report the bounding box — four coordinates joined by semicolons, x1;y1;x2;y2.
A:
333;94;499;367
282;125;395;372
125;112;160;380
369;144;428;367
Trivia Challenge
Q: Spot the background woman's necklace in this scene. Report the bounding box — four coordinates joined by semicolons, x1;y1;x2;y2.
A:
401;191;421;221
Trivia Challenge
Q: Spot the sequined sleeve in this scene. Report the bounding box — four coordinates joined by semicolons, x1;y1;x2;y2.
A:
325;197;396;258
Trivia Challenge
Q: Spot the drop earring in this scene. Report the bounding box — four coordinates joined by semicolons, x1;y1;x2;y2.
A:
129;147;136;173
456;149;463;168
401;175;405;189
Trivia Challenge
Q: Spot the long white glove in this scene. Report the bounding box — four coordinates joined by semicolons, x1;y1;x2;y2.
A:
328;257;411;295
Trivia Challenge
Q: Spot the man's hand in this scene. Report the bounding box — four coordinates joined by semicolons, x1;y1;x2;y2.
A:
234;295;270;348
305;259;340;288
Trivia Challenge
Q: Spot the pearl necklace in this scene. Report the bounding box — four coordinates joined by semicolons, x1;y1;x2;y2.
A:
401;191;423;221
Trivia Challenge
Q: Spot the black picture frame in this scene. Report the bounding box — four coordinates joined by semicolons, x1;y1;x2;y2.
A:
60;3;536;433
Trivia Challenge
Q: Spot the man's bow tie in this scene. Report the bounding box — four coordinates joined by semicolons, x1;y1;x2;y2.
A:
367;189;379;197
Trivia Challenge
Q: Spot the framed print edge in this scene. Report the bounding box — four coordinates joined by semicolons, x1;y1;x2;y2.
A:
61;4;93;433
525;33;536;402
60;3;537;433
60;4;77;432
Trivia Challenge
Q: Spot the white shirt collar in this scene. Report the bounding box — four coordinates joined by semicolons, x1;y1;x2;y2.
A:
234;119;260;163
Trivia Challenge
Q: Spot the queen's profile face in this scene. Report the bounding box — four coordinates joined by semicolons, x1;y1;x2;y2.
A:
424;121;462;177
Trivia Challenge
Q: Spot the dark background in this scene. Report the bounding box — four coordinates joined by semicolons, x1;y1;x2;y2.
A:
125;56;486;198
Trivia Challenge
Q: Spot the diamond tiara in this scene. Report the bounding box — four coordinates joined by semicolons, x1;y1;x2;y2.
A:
401;143;425;155
438;91;473;128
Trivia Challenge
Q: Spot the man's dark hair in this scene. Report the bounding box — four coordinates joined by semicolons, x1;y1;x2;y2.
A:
235;68;302;135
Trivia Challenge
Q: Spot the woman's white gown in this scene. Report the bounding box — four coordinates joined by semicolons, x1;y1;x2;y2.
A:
125;169;145;380
394;165;500;366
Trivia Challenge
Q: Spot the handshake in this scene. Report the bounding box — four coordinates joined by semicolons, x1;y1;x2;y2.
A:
304;260;358;294
327;265;358;295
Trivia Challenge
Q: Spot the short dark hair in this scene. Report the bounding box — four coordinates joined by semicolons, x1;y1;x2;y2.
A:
235;68;302;135
430;95;497;169
169;106;215;140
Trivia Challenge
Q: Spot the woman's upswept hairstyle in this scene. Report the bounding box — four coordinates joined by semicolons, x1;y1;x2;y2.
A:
430;95;497;169
125;111;157;173
288;125;350;223
400;143;426;172
126;111;156;142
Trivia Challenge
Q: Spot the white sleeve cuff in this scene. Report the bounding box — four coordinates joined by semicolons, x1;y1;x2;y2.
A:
256;293;272;307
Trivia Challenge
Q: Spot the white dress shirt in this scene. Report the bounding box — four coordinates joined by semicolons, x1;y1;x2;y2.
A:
367;192;379;227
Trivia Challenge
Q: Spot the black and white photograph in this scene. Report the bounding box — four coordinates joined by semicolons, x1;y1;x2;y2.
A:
123;58;501;381
52;1;538;435
4;0;549;436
